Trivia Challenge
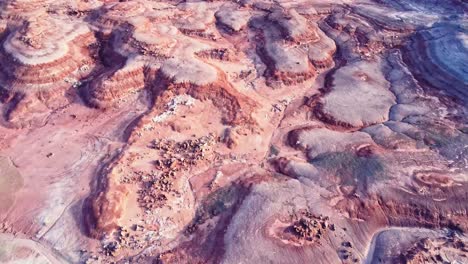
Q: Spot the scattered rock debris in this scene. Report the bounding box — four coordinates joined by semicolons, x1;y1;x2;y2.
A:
290;210;331;243
138;134;215;210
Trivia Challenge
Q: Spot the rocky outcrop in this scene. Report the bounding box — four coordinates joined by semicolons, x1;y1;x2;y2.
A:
175;2;219;40
0;0;52;21
252;8;335;86
403;23;468;103
215;7;251;32
90;1;149;34
367;228;468;264
84;59;146;108
156;58;257;125
0;16;98;124
84;151;130;238
269;9;319;44
317;59;396;127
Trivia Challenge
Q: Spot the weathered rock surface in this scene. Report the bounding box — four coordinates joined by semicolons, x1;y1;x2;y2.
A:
318;59;396;127
404;23;468;103
0;16;98;125
0;1;466;263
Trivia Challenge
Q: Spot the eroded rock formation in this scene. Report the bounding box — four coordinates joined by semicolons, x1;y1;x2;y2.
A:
0;0;466;263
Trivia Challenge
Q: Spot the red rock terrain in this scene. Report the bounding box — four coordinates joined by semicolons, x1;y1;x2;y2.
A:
0;0;467;263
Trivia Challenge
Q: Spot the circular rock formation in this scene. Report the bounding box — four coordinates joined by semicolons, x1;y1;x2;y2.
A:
404;23;468;103
0;0;52;21
91;1;149;34
318;59;396;127
0;16;98;124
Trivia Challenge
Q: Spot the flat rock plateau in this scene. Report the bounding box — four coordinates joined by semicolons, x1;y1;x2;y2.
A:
0;0;467;263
